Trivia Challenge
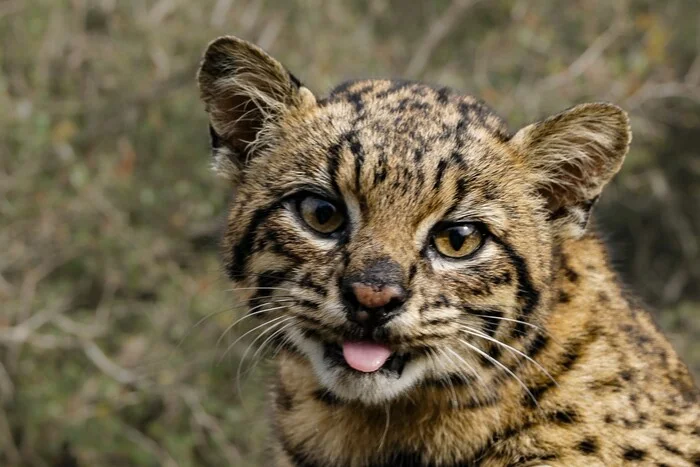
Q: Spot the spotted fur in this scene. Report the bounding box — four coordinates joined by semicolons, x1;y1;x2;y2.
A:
197;36;700;466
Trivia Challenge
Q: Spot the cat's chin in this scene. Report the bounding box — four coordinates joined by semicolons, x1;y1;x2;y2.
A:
285;327;428;405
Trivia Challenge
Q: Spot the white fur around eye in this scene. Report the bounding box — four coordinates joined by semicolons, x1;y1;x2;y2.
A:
342;192;362;233
282;208;339;250
429;240;497;272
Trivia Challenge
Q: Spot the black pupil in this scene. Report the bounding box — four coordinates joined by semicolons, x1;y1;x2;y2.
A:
315;201;335;225
448;228;465;251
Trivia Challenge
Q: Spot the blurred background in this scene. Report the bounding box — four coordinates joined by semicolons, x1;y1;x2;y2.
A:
1;0;699;465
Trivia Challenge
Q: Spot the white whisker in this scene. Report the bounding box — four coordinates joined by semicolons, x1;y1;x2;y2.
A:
378;403;391;450
472;314;542;331
217;312;290;363
456;338;539;407
177;295;297;349
444;347;487;389
428;349;458;405
243;321;296;380
459;325;557;386
236;317;296;391
215;300;296;348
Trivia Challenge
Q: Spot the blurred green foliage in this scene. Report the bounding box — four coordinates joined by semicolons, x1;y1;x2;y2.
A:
1;0;698;465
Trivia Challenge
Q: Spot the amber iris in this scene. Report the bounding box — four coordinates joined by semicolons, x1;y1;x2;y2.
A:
433;224;484;258
298;196;345;234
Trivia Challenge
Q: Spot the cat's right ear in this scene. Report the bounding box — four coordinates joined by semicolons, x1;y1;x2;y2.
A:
197;36;316;181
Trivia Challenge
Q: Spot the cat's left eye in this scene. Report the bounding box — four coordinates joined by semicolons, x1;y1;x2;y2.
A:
432;223;484;259
297;196;345;235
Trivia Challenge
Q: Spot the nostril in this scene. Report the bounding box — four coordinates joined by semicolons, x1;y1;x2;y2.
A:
383;294;405;313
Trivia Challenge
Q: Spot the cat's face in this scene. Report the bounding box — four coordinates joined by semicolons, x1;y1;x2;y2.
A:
198;37;630;405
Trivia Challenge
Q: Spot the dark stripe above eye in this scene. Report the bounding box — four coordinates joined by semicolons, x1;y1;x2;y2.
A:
327;142;343;194
433;159;448;190
346;131;365;192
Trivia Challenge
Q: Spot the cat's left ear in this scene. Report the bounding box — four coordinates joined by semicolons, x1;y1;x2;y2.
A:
197;36;316;181
511;103;632;238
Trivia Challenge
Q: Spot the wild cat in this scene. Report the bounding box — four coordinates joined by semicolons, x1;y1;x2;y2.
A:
197;36;700;466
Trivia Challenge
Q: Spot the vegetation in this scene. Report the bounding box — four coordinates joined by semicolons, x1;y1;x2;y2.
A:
1;1;698;465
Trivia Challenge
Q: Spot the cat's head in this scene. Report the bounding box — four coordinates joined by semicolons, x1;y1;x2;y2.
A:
197;36;631;405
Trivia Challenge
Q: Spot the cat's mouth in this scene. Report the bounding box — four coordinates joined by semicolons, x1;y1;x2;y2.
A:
324;341;411;377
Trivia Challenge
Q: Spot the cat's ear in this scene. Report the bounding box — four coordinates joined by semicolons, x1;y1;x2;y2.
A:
511;103;631;238
197;36;316;181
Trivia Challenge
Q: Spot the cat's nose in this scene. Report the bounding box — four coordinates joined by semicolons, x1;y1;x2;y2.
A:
344;282;407;327
341;258;408;327
351;283;406;310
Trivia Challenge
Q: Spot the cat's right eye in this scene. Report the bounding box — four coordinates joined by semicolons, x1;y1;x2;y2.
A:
297;196;345;235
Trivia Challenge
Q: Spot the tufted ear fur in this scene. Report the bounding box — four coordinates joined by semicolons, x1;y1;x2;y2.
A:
197;36;316;181
511;103;632;238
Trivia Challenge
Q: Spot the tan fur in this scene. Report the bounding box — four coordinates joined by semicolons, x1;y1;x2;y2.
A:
197;36;700;466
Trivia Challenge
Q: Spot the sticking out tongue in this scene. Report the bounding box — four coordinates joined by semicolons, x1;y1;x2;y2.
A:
342;341;392;373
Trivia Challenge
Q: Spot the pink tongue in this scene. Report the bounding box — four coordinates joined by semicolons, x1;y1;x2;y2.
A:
342;341;392;373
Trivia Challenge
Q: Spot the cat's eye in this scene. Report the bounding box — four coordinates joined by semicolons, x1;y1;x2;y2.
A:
432;224;484;259
297;196;345;235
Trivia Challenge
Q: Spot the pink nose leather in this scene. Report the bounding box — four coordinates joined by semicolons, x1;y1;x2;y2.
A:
351;283;404;309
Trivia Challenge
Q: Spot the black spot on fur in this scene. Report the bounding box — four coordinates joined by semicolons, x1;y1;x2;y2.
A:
558;291;571;304
620;369;634;382
525;332;549;359
658;438;682;456
433;159;448;190
373;80;414;100
622;447;647;461
524;380;557;408
577;437;599;455
564;267;579;283
300;273;328;297
491;270;512;286
550;408;579;424
485;343;503;362
436;86;451;104
474;309;503;338
560;347;581;371
346;91;365;113
414;147;424;163
450;151;467;170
